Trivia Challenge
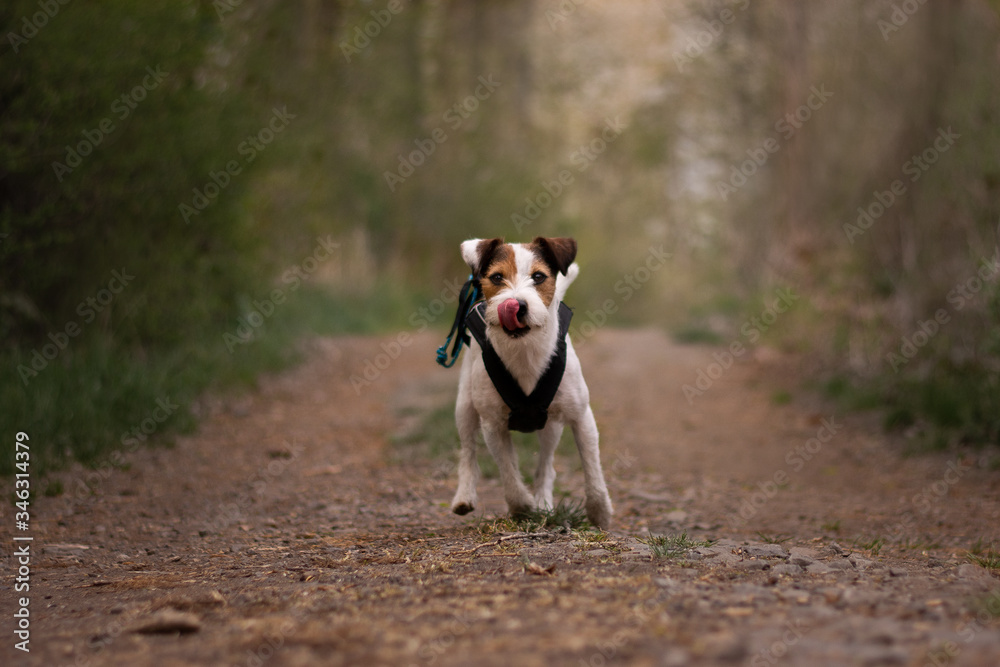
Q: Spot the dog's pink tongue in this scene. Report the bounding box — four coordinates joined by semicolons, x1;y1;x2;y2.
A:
498;298;524;331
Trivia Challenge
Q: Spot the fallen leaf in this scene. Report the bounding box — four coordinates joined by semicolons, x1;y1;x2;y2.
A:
525;561;556;576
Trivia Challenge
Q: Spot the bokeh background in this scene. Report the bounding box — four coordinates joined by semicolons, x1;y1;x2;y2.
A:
3;0;999;472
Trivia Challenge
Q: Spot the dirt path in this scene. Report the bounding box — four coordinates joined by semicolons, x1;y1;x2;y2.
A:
4;329;1000;666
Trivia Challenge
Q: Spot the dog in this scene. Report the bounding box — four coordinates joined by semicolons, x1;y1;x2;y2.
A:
449;236;613;529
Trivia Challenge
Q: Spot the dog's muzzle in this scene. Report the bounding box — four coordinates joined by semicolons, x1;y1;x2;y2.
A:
499;298;529;335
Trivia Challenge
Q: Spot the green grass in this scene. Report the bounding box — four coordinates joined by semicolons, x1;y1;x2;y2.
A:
756;532;791;545
511;498;591;531
821;520;842;533
472;498;594;537
640;532;714;559
853;537;886;556
820;375;884;411
671;326;725;345
1;283;434;477
821;362;1000;449
897;537;941;551
770;390;793;406
967;539;1000;570
970;591;1000;619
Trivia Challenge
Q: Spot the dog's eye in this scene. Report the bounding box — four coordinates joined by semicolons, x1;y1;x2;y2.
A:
531;272;547;285
489;273;505;285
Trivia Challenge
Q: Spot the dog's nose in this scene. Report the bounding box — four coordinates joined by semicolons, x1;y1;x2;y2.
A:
516;299;528;321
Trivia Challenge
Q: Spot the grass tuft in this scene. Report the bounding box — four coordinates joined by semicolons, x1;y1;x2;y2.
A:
853;537;886;556
640;532;714;559
511;497;591;531
967;539;1000;570
472;498;593;538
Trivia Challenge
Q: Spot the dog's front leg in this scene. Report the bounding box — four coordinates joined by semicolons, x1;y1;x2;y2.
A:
532;420;563;511
450;396;481;516
571;406;613;529
482;423;535;517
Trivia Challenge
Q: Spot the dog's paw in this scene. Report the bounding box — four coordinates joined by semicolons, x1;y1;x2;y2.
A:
507;501;536;520
585;496;614;530
451;501;476;516
532;493;554;512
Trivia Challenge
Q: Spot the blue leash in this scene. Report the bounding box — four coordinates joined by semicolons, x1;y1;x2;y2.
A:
436;276;481;368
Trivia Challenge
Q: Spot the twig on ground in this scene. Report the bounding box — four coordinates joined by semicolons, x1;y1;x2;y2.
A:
453;532;554;556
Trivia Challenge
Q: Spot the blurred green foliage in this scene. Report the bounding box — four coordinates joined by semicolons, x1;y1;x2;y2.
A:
2;0;265;347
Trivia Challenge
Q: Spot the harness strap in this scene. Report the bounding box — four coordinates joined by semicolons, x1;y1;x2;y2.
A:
435;277;480;368
467;301;573;433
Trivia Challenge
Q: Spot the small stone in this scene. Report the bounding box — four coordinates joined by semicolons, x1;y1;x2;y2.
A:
743;544;790;560
849;555;875;571
722;606;754;617
791;555;816;567
820;587;843;604
771;563;805;577
696;630;747;661
662;648;691;667
806;562;833;575
889;567;908;577
776;588;810;604
735;559;771;571
825;558;854;571
821;542;845;557
957;563;992;580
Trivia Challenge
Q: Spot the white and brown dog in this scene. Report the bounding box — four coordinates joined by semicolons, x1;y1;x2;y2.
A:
449;236;613;529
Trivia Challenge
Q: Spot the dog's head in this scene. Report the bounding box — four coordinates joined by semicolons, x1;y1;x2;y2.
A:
460;236;577;339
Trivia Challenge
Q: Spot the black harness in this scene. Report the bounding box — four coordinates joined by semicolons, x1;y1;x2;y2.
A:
466;300;573;433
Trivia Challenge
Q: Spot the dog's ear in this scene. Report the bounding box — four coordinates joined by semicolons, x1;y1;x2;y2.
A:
461;238;505;278
532;237;577;276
